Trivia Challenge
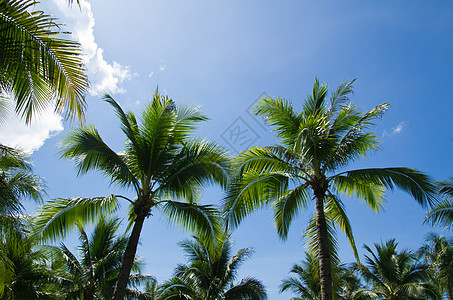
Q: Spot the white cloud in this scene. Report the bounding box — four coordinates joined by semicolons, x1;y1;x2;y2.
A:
49;0;137;96
383;121;405;137
148;71;154;78
159;60;166;71
0;98;63;154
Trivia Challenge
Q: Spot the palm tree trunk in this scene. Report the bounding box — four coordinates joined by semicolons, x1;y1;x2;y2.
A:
112;211;147;300
315;192;333;300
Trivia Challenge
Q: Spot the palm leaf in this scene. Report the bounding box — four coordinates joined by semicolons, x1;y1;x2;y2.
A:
161;201;222;248
0;0;88;122
33;195;119;242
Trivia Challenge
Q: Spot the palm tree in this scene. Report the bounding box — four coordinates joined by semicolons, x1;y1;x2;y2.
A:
356;239;440;299
0;0;89;123
224;78;437;300
0;227;62;299
418;233;453;299
33;90;231;299
280;252;365;300
52;217;154;299
159;233;267;299
0;145;44;217
425;177;453;229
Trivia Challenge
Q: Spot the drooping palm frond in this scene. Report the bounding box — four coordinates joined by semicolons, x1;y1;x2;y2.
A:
60;125;139;189
160;201;222;248
335;167;437;208
33;195;119;242
0;0;89;123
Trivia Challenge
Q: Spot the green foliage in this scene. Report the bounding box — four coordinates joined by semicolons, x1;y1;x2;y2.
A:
224;78;436;300
356;239;440;299
50;218;154;299
425;178;453;229
159;233;267;299
0;0;88;122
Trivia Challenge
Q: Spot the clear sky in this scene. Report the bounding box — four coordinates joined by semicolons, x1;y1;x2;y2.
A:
1;1;453;299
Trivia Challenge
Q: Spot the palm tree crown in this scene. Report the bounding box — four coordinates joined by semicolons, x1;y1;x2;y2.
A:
34;90;231;299
224;78;436;300
52;218;154;299
356;239;439;299
159;233;267;300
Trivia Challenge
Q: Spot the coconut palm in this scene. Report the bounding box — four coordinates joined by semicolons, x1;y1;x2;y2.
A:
224;78;436;300
418;233;453;299
159;233;267;300
0;145;45;217
52;217;154;299
33;90;230;299
280;252;365;300
356;239;440;300
425;178;453;229
0;0;88;123
0;227;62;299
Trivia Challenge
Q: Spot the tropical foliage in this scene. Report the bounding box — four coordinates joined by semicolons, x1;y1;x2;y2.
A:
0;0;88;122
223;78;437;300
356;239;439;300
33;90;231;299
418;233;453;299
50;218;155;299
425;178;453;229
159;234;267;300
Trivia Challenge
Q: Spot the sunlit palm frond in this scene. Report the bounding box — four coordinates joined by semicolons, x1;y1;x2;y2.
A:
0;0;88;123
60;125;138;189
161;201;222;248
254;95;301;146
33;195;119;242
336;167;436;208
273;184;311;240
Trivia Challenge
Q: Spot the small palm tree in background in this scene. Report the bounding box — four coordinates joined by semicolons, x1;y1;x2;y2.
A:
51;218;155;299
0;227;61;299
33;90;231;299
224;78;436;300
0;0;89;123
356;239;440;300
280;252;365;300
159;233;267;300
418;233;453;299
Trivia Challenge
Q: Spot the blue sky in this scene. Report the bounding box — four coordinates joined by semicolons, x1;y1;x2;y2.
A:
1;1;453;298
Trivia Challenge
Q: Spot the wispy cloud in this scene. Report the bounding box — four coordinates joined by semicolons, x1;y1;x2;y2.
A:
159;60;166;71
50;0;137;96
383;121;405;137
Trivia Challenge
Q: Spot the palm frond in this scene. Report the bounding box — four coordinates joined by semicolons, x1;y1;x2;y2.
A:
273;184;311;240
161;201;222;248
60;125;138;189
425;198;453;229
0;0;88;122
335;167;436;208
33;195;119;242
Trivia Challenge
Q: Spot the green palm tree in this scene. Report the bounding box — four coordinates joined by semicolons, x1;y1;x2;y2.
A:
224;78;436;300
280;252;365;300
418;233;453;299
33;90;231;299
52;218;154;299
356;239;440;300
0;145;44;217
159;233;267;300
425;178;453;229
0;227;62;299
0;0;88;123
